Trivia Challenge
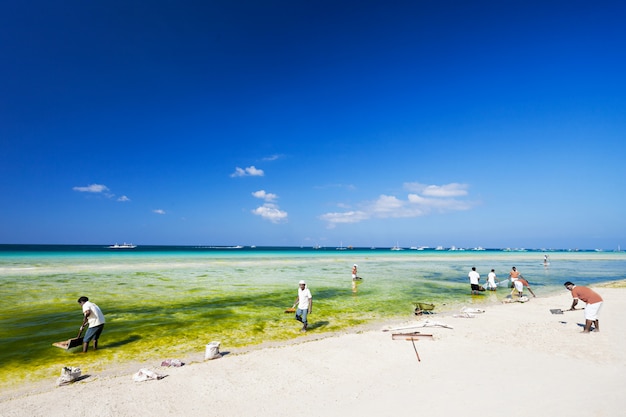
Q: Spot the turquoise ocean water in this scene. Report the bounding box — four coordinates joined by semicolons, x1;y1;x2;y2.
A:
1;244;625;387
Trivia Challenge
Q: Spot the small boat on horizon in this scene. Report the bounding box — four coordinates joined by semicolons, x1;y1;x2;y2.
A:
108;243;137;249
391;242;403;251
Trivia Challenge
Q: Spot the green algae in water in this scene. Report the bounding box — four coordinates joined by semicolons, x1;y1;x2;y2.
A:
1;249;625;388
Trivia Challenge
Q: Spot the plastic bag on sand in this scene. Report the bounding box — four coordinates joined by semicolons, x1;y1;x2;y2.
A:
133;368;165;382
56;366;81;386
461;307;485;314
161;359;184;367
453;312;475;318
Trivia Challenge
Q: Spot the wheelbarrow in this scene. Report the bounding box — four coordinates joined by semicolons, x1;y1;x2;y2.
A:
413;302;435;315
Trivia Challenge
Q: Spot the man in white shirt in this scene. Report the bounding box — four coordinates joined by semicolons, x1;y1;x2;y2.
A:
487;269;498;290
292;280;313;332
78;296;106;353
468;267;481;295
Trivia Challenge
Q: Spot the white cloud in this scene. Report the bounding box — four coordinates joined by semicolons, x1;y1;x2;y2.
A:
320;182;474;227
404;182;468;197
73;183;131;201
153;209;166;215
252;203;288;223
73;184;110;193
407;193;472;210
262;154;283;161
371;195;404;214
252;190;277;202
231;166;265;177
250;190;287;223
319;211;369;228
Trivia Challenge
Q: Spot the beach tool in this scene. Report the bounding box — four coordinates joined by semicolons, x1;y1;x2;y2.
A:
418;319;453;329
383;324;427;332
550;308;581;314
52;328;84;350
413;302;435;315
284;307;296;313
390;332;433;340
410;338;421;362
391;332;433;362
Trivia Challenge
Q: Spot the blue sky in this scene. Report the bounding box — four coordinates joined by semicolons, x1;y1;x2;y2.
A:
1;1;625;249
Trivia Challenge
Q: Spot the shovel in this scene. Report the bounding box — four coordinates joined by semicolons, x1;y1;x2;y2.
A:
550;308;583;314
52;327;84;350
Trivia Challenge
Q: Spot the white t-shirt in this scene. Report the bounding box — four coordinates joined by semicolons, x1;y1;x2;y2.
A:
468;270;480;285
487;272;496;285
83;301;105;327
297;287;312;310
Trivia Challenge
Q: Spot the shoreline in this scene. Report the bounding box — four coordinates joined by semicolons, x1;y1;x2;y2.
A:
2;282;625;416
0;281;559;394
3;249;624;378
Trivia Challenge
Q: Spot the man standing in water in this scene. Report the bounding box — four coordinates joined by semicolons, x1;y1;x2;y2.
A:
486;269;498;291
78;296;105;353
468;267;481;295
564;282;603;333
292;280;312;332
509;266;521;284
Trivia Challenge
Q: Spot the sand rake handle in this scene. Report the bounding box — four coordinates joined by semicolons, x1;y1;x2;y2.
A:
409;338;421;362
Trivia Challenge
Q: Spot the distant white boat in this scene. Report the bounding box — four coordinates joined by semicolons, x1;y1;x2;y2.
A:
206;245;244;249
108;243;136;249
391;242;403;251
336;241;347;250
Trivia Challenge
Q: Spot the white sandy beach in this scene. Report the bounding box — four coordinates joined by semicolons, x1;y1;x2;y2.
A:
2;285;625;417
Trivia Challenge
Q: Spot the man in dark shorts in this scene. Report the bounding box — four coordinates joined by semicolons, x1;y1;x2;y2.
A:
78;296;106;353
468;267;481;295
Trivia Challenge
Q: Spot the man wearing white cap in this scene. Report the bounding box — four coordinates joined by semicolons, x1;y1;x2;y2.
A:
292;280;313;332
352;264;358;280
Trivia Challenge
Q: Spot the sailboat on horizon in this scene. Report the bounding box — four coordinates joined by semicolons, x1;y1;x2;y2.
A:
391;242;403;251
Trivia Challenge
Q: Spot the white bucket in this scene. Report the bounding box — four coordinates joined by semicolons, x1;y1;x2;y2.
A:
204;341;221;360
